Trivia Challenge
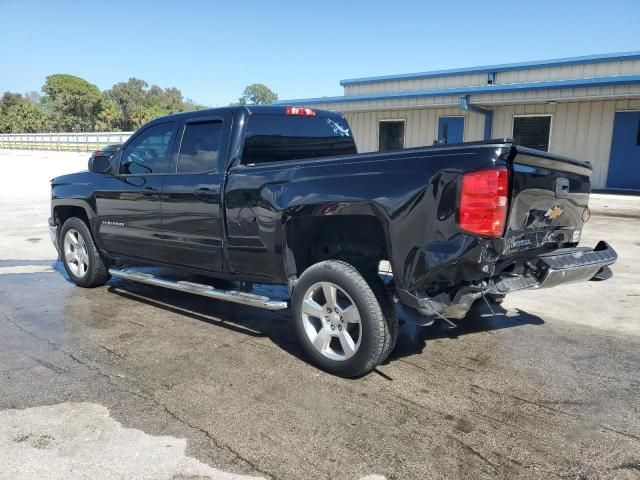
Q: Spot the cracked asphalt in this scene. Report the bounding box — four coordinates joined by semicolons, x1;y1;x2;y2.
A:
0;151;639;479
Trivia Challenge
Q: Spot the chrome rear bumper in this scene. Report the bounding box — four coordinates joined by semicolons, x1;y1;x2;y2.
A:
492;240;617;293
535;240;617;288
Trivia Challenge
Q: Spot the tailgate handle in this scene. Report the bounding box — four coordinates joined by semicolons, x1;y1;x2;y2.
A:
556;178;570;198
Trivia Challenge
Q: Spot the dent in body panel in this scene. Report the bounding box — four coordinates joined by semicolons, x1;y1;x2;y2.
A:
224;146;508;290
504;161;590;255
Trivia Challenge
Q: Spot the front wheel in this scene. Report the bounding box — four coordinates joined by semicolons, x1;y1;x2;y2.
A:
291;260;397;377
60;217;110;288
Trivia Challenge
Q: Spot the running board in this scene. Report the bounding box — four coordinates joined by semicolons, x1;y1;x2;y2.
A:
108;268;289;311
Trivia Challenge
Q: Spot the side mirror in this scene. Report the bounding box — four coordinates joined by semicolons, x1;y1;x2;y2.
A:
88;155;114;173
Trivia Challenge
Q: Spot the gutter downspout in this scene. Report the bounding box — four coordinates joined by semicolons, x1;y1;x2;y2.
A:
460;95;493;140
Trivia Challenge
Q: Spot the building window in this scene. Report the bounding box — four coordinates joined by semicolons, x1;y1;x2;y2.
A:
513;115;552;151
379;120;405;151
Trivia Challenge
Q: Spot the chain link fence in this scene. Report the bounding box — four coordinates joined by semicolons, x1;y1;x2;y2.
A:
0;132;134;151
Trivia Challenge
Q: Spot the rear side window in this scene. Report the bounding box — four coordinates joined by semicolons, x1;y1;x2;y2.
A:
177;121;223;173
242;115;356;164
120;122;175;175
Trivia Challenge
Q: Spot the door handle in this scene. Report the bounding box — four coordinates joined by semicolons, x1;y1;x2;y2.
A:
141;187;158;197
194;187;216;198
555;178;570;198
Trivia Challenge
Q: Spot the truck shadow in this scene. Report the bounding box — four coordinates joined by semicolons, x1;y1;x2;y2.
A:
106;276;545;371
388;302;545;363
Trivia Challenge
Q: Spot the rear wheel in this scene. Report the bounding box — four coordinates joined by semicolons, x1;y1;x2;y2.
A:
60;217;110;288
291;260;397;377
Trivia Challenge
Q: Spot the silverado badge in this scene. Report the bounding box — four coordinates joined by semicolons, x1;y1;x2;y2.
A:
545;206;564;220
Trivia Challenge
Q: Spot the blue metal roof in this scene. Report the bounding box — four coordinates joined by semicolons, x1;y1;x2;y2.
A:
339;51;640;86
273;74;640;106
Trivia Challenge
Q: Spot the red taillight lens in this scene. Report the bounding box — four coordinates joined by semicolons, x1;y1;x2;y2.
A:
285;106;316;116
458;167;509;237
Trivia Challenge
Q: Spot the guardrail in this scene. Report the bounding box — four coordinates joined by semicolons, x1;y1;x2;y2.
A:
0;132;134;151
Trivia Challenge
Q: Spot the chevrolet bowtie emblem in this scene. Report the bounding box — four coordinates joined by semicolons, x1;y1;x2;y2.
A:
545;206;564;220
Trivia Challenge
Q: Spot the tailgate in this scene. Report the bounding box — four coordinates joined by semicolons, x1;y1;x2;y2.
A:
504;146;592;254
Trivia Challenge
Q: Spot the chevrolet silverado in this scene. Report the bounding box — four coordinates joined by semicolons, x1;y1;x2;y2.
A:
50;105;617;377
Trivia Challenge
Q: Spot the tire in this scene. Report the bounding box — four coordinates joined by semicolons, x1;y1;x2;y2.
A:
60;217;110;288
291;260;398;378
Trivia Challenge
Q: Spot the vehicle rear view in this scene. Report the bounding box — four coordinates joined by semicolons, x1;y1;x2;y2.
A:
398;142;617;321
500;147;615;286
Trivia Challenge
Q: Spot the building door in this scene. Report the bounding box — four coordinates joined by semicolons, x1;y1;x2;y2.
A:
607;111;640;190
438;116;464;144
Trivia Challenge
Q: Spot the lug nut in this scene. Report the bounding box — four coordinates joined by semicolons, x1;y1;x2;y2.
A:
338;325;342;331
331;325;335;330
326;307;331;313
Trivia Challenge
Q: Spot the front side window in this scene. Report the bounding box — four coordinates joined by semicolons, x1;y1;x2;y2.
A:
120;122;175;174
513;116;551;151
242;114;356;164
177;121;223;173
379;121;404;152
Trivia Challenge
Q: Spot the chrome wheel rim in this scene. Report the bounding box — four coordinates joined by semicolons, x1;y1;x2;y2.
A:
301;282;362;361
63;229;89;278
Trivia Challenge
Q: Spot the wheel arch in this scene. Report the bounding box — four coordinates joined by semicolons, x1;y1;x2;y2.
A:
52;200;100;248
282;207;392;279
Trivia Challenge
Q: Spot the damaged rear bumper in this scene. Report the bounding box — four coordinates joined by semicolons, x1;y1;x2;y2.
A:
493;240;616;292
400;241;617;319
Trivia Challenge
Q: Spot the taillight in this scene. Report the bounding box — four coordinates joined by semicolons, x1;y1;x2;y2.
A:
285;106;316;116
458;167;509;237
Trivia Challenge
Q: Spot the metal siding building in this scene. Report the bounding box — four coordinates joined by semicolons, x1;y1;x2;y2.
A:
276;52;640;189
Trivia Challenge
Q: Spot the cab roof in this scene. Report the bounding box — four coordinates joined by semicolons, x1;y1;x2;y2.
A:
150;105;344;124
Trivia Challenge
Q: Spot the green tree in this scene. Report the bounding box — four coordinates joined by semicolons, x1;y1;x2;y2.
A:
146;85;183;112
42;74;104;131
24;91;42;104
235;83;278;105
182;98;207;111
0;92;27;115
107;78;149;130
0;102;49;133
130;105;150;129
95;97;121;131
129;104;166;129
109;79;204;129
0;76;208;134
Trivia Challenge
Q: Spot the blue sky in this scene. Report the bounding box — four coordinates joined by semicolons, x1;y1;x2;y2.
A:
1;0;639;106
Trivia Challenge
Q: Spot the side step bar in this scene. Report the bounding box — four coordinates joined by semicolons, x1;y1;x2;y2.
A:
108;268;289;311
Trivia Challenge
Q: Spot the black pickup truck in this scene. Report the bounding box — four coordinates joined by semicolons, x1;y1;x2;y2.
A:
50;105;617;377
